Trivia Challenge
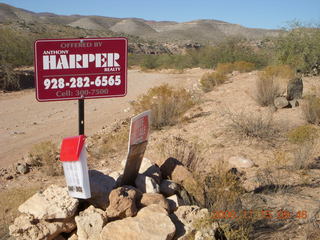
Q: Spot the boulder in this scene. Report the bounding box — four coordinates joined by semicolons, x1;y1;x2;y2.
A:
18;185;78;220
135;174;160;193
138;157;153;173
289;99;299;108
68;233;78;240
274;97;289;109
88;170;117;210
228;156;254;169
194;222;223;240
9;214;76;240
16;163;29;174
100;204;176;240
160;180;179;197
287;77;303;100
170;206;209;239
106;186;141;219
139;193;169;212
160;157;182;179
171;165;205;206
75;206;108;240
167;195;184;213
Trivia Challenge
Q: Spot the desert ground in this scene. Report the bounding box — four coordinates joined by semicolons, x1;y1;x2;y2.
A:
2;68;320;239
0;68;203;169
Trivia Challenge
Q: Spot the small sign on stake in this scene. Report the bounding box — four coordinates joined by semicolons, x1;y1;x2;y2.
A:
121;110;151;185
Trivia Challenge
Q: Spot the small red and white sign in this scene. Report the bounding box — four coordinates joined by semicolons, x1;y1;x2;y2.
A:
34;37;127;102
129;110;151;146
60;135;91;199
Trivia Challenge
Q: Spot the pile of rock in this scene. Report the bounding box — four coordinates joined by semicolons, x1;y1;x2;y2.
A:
274;76;303;109
9;158;223;240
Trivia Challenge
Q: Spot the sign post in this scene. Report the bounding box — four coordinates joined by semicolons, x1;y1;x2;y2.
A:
34;37;128;198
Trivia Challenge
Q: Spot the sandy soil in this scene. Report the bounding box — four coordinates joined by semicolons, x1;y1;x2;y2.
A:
0;68;204;168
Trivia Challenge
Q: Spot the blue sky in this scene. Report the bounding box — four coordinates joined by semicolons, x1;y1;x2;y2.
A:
1;0;319;29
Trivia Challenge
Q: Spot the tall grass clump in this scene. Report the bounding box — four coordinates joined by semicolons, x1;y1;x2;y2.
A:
255;65;292;106
199;72;227;92
302;95;320;124
131;84;196;129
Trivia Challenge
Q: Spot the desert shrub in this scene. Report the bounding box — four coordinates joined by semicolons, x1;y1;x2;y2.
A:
215;61;256;74
288;124;319;169
287;124;319;144
199;72;227;92
0;62;20;90
157;136;204;172
259;65;295;80
226;110;280;141
131;84;196;129
275;22;320;74
215;62;235;74
202;160;244;211
255;67;284;106
302;95;320;124
28;141;62;176
233;61;256;73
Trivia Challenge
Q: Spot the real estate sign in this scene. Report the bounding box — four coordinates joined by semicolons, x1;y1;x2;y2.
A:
34;37;127;101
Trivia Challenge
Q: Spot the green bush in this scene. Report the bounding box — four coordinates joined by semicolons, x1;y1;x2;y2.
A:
131;84;196;129
275;22;320;73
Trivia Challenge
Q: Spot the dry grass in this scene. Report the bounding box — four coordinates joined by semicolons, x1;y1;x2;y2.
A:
225;110;280;142
131;84;196;129
288;125;320;169
202;160;244;211
302;95;320;124
199;72;227;92
28;141;62;176
255;75;281;107
157;136;205;172
255;65;294;106
0;186;39;239
216;61;256;74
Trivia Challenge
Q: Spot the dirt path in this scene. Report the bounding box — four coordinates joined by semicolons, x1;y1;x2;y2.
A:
0;68;204;168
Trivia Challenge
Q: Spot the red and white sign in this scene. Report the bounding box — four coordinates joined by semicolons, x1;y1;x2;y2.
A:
34;37;127;102
129;110;151;146
60;135;91;199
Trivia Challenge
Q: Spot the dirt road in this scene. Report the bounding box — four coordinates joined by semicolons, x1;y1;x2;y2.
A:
0;69;203;168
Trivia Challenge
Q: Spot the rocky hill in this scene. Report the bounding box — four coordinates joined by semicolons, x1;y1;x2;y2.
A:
0;3;281;45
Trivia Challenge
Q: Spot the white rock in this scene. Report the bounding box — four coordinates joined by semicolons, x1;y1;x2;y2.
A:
9;214;76;240
135;174;160;193
138;157;153;174
18;185;78;220
75;206;108;240
170;206;209;239
100;204;176;240
228;156;254;168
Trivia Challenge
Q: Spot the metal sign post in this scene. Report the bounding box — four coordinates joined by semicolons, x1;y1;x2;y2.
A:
78;99;84;135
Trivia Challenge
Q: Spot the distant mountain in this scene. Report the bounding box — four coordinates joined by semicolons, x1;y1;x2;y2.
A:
0;3;281;45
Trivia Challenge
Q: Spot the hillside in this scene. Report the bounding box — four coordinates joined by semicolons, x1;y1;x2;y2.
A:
0;3;281;44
